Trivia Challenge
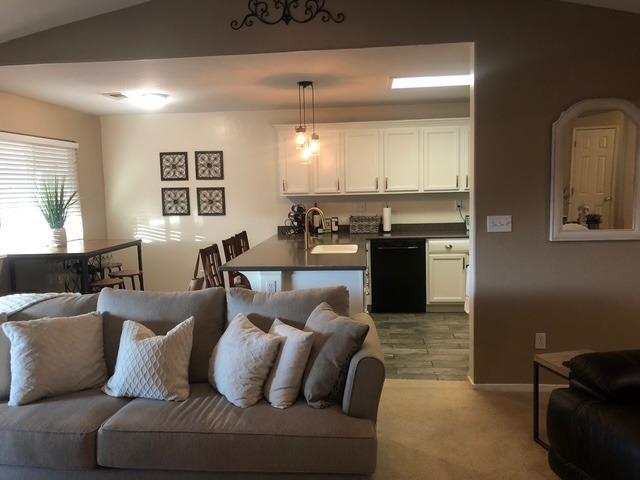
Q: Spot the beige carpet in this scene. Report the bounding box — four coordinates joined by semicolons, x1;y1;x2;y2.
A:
375;380;557;480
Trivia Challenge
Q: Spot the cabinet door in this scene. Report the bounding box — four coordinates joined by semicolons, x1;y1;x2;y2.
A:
344;130;381;193
459;125;470;191
428;253;466;303
279;132;310;194
313;131;341;194
383;128;420;192
423;127;460;191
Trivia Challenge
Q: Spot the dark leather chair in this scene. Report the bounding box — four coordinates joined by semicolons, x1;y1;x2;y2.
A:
547;350;640;480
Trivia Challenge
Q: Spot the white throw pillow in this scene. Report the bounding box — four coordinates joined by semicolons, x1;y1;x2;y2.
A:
264;319;314;409
104;317;194;401
0;315;10;400
1;313;107;406
209;314;281;408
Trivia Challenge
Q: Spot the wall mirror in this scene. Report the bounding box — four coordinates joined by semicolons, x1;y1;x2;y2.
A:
550;98;640;241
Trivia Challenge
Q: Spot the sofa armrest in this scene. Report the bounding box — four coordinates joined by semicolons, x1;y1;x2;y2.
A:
566;350;640;401
342;312;385;421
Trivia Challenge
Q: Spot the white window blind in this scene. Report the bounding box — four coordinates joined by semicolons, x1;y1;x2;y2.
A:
0;132;83;248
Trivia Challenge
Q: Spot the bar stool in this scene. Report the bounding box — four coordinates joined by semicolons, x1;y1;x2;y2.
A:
91;277;125;291
200;244;225;288
222;237;251;289
109;270;144;290
98;261;123;279
235;230;250;253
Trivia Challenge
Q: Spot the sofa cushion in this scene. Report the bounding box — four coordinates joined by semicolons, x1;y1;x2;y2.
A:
0;389;129;469
97;288;225;383
9;294;98;321
0;315;9;400
98;383;377;475
226;287;350;332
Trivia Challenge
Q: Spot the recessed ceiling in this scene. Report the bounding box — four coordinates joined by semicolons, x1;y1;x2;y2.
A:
0;0;150;44
554;0;640;14
0;43;472;115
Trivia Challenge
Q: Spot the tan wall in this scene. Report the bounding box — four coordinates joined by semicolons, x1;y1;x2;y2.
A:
101;103;469;292
2;0;640;383
0;92;106;292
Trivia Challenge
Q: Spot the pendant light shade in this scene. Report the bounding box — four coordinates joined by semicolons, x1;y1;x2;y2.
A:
294;81;319;162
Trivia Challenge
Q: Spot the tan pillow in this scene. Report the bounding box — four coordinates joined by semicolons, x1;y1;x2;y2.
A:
264;319;314;409
103;317;194;401
2;313;107;406
303;303;370;408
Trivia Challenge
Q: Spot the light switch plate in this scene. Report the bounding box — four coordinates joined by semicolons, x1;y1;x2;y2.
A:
487;215;512;233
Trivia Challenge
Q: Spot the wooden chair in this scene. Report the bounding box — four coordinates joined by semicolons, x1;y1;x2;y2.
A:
91;277;125;291
222;236;251;289
109;269;144;290
235;230;250;253
199;243;225;288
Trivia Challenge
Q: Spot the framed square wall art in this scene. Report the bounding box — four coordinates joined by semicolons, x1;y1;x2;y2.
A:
195;151;224;180
197;187;226;216
160;152;189;180
161;188;190;216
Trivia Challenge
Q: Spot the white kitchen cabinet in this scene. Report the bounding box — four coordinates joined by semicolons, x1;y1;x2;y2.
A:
313;130;342;194
459;125;470;192
279;132;310;194
428;253;467;303
383;128;420;192
344;130;381;193
422;126;461;191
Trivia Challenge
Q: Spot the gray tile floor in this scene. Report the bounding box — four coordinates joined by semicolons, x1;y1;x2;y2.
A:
372;312;469;380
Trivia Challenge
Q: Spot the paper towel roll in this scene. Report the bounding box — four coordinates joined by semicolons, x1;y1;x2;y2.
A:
382;207;392;232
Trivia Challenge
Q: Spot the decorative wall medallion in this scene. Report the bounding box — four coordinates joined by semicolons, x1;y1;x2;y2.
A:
231;0;345;30
160;152;188;180
195;151;224;180
161;188;190;216
197;187;226;216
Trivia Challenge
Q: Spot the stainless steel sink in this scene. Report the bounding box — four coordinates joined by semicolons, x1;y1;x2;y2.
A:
310;244;358;254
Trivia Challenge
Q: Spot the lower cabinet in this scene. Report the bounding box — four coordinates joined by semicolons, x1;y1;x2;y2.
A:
427;239;469;304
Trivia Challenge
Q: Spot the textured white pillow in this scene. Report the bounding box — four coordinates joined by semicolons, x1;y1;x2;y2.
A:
209;314;281;408
0;315;10;400
1;313;107;406
264;319;314;409
104;317;194;401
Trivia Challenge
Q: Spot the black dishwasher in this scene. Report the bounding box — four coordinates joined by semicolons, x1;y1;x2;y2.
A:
370;239;426;313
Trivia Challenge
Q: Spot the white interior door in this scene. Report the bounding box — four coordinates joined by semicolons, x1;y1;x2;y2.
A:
569;128;616;227
344;130;380;193
423;127;460;191
383;128;420;192
313;131;341;193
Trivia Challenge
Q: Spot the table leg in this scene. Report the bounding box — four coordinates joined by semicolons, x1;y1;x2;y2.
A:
533;362;550;450
80;258;90;294
8;259;17;292
136;243;144;291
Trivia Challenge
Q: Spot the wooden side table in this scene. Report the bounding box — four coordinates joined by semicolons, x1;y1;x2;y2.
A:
533;350;592;449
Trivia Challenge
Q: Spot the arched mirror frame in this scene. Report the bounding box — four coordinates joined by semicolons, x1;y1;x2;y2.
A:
550;98;640;241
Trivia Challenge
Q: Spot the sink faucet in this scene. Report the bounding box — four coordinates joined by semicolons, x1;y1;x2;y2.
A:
304;206;326;251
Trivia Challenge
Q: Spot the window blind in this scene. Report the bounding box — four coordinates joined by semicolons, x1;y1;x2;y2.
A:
0;132;83;248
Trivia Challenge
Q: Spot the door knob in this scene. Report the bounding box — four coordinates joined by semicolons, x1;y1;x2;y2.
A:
604;196;612;201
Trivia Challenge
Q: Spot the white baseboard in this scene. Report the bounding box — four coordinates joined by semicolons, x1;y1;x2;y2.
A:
467;376;566;392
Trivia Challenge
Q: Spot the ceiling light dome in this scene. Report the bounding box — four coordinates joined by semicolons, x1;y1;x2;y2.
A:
128;92;169;110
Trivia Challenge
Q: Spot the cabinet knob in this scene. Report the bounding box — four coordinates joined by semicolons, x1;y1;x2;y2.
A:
445;244;453;249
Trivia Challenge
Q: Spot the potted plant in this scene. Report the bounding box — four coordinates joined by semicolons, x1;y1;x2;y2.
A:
35;177;78;247
586;213;602;230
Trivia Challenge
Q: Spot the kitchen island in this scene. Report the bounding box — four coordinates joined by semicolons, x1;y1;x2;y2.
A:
220;223;468;315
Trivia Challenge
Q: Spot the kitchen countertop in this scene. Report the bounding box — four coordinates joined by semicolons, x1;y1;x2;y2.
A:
220;223;468;272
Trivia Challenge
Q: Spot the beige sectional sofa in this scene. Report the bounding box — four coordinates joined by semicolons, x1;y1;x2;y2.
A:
0;287;385;479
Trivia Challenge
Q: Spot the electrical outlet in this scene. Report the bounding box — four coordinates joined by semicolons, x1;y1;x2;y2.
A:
535;333;547;350
456;200;463;209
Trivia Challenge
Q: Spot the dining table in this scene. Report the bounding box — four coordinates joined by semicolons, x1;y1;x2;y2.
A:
0;239;143;294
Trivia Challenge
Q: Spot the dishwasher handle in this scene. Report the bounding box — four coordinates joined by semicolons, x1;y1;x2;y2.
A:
375;245;420;251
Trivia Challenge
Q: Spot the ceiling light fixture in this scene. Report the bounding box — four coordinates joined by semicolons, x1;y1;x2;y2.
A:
391;75;474;89
295;81;320;165
127;92;170;110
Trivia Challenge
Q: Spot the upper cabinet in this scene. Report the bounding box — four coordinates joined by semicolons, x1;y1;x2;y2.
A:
344;130;380;193
277;118;470;197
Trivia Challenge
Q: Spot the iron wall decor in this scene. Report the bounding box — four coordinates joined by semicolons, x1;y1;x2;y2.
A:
197;187;226;216
160;152;188;181
195;151;224;180
161;187;191;216
231;0;345;30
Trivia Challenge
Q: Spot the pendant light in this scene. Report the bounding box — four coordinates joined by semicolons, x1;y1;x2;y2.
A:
294;81;320;164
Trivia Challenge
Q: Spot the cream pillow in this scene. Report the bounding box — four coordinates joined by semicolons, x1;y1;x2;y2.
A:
264;319;314;409
0;315;10;400
209;314;281;408
104;317;194;401
1;313;107;406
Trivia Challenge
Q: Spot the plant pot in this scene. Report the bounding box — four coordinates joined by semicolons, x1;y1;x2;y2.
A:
586;222;600;230
51;227;67;247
